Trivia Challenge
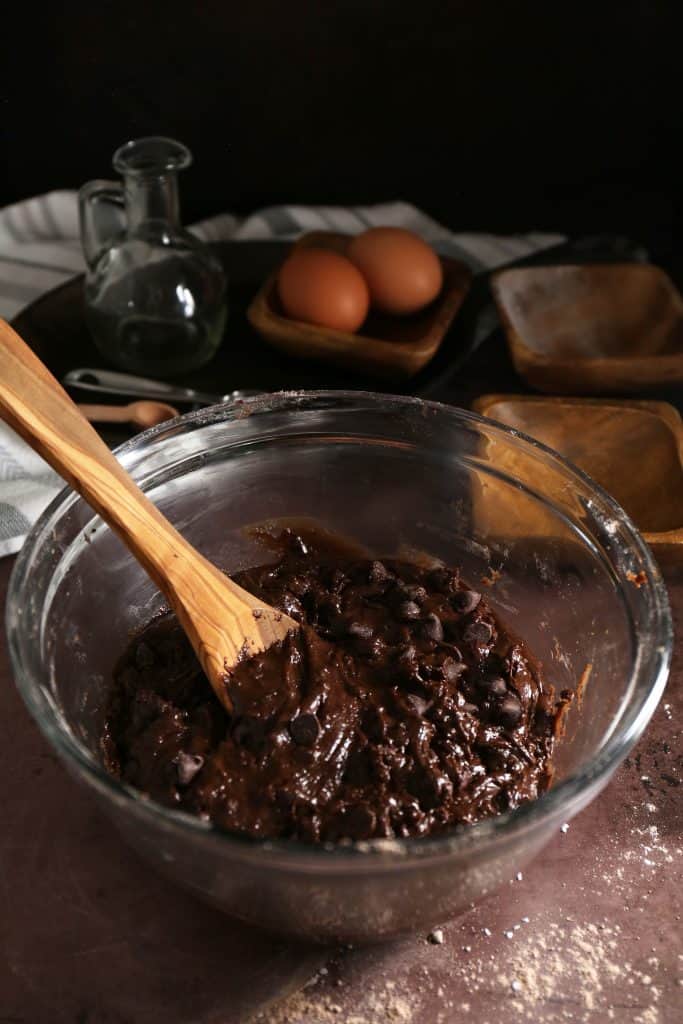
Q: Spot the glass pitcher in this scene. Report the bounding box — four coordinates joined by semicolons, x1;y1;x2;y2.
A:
79;137;227;377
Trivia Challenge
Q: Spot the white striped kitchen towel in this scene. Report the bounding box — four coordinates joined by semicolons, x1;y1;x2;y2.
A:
0;190;564;557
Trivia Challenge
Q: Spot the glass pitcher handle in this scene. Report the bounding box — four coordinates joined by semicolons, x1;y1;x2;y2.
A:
78;180;126;269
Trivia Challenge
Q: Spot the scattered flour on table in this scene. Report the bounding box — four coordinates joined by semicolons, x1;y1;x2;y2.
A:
446;920;665;1023
252;979;415;1023
251;918;667;1023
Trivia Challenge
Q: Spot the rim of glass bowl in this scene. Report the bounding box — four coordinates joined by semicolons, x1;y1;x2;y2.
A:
6;390;672;869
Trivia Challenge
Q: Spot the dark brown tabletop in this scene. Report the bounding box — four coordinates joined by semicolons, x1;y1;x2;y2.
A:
0;554;680;1024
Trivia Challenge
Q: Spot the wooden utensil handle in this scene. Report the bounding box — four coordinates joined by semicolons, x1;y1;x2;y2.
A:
77;402;131;423
0;321;183;579
0;320;297;707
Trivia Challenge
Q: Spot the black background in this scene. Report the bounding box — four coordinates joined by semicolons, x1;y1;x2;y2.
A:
2;1;678;263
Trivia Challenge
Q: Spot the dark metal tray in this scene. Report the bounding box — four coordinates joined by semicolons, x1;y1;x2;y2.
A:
12;236;650;428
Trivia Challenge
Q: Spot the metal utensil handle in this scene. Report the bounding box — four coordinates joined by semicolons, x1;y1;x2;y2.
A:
62;368;226;405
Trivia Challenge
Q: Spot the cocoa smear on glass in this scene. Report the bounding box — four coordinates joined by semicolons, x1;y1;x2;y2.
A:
102;530;572;844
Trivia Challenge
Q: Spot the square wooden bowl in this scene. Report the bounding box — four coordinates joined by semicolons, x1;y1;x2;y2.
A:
490;263;683;394
472;393;683;555
247;231;472;380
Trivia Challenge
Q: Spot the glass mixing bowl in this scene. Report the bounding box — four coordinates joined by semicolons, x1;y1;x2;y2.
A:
6;392;672;942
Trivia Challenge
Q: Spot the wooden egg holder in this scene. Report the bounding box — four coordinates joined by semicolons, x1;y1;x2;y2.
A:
247;231;472;380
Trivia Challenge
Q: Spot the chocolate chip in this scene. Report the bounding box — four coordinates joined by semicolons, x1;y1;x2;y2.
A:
329;568;347;593
464;620;493;645
317;598;342;625
289;712;320;747
405;693;431;716
232;715;266;752
495;791;511;812
343;803;377;840
347;622;374;642
460;677;479;703
462;702;479;715
344;748;374;785
282;592;304;621
428;567;457;593
452;590;482;614
368;560;391;584
347;621;382;658
422;612;444;643
275;788;294;811
440;657;466;683
485;653;507;676
396;645;421;682
134;642;155;669
397;600;421;621
480;745;507;772
497;694;523;728
368;637;387;660
361;707;387;742
402;584;427;604
118;666;140;690
318;604;346;637
286;575;310;597
442;619;462;642
397;644;418;662
300;591;318;618
176;752;204;786
408;768;453;810
479;675;507;698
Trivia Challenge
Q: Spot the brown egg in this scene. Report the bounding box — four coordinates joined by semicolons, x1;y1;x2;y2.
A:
347;227;443;316
277;248;370;332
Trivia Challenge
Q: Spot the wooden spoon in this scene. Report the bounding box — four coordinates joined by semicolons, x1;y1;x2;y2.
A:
78;400;180;430
0;320;298;711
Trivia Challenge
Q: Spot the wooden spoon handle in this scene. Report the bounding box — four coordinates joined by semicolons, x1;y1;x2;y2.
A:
0;321;187;578
0;320;290;707
77;402;132;424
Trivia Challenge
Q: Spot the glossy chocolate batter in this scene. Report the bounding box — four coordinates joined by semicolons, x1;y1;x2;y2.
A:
103;531;571;843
